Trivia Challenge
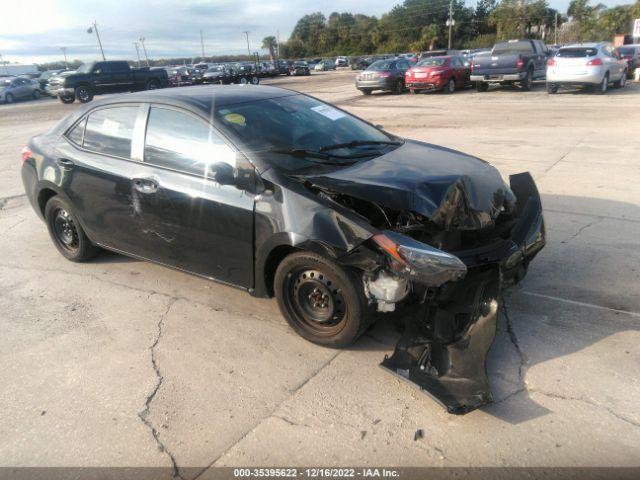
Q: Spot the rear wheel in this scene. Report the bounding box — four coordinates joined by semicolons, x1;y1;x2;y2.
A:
520;68;533;91
595;73;608;94
444;78;456;94
546;83;559;94
361;89;372;95
146;80;160;90
274;252;371;347
251;76;260;85
75;86;94;103
33;90;42;100
44;197;98;262
476;82;488;92
392;79;404;95
5;93;14;104
60;95;75;104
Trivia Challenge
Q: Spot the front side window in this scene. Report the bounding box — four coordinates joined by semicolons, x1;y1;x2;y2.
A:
83;106;138;158
144;107;236;176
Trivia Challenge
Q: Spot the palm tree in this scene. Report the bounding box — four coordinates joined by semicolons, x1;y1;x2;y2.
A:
262;36;278;62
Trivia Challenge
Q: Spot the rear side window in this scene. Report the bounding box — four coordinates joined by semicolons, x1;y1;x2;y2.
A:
493;41;534;55
557;48;597;58
144;107;236;176
66;118;86;146
83;106;138;158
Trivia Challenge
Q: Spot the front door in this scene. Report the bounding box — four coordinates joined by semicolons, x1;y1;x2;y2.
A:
132;105;255;287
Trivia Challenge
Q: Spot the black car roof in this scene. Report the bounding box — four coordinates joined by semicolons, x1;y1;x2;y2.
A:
88;85;299;113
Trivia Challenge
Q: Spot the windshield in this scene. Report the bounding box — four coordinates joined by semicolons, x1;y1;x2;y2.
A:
0;79;11;88
215;94;399;171
417;58;447;67
493;41;533;55
207;66;224;72
294;61;307;66
557;47;597;58
76;63;95;74
367;60;395;71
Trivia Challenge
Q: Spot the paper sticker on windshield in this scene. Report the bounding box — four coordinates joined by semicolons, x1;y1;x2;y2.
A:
311;105;346;121
224;113;246;126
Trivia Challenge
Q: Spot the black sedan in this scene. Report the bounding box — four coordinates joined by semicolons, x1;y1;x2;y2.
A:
202;65;235;84
21;85;545;414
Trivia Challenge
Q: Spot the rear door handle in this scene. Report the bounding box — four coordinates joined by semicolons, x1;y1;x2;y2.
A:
132;178;158;194
56;158;75;170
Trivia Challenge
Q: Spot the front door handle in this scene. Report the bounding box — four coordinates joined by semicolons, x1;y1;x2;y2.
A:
132;178;158;194
56;158;75;170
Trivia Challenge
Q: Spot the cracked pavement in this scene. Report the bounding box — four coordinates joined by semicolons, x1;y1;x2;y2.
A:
0;72;639;474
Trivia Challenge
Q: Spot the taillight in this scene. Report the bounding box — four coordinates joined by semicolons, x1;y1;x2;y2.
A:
516;57;524;69
470;62;474;72
586;58;602;66
21;146;32;162
547;58;556;66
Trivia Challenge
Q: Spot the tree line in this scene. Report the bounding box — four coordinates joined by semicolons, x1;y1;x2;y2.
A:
277;0;640;58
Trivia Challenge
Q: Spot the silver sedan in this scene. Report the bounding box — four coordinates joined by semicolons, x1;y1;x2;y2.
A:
0;76;42;104
546;42;627;94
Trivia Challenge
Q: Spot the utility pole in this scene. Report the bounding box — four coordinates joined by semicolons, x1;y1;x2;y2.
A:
276;30;280;61
139;37;150;67
87;21;106;60
446;0;455;50
60;47;68;68
554;12;558;45
243;31;251;59
200;30;205;59
134;42;141;67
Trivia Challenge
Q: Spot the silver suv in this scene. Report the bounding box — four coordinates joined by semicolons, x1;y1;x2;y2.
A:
546;42;627;94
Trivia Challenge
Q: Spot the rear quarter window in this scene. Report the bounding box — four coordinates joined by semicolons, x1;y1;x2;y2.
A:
83;106;139;158
66;118;87;146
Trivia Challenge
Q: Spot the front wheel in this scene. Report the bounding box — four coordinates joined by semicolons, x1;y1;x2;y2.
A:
444;78;455;94
75;86;94;103
476;82;488;92
44;197;98;262
360;89;372;95
146;80;160;90
392;79;404;95
251;76;260;85
4;93;14;104
274;252;372;347
33;90;42;100
60;95;75;104
614;71;626;89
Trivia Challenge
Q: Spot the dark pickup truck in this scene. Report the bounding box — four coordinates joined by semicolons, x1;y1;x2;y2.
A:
470;39;549;91
48;60;169;104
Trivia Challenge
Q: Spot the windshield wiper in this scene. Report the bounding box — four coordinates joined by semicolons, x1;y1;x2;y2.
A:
260;148;359;165
319;140;402;152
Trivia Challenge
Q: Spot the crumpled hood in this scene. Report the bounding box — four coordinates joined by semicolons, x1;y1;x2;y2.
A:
305;139;516;230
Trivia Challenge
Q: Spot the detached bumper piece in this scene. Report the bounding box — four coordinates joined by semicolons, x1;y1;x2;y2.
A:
381;172;545;414
381;270;499;414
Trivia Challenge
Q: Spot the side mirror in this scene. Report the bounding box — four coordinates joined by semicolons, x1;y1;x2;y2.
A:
93;69;102;75
207;162;236;185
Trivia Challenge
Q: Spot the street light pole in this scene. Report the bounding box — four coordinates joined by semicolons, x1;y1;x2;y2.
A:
60;47;68;69
87;21;106;60
139;37;150;67
243;31;251;59
200;30;205;59
134;42;141;68
554;12;558;45
447;0;455;50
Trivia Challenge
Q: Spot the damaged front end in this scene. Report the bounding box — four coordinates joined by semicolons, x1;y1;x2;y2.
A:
343;172;545;414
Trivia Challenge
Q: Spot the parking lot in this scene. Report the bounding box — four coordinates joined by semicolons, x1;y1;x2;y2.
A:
1;69;639;475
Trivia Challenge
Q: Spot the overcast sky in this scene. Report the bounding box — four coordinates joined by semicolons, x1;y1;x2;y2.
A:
1;0;634;64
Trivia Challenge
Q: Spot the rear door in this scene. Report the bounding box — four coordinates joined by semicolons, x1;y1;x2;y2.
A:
134;105;255;287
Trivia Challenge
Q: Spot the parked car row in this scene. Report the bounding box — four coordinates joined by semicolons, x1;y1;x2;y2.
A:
354;40;635;96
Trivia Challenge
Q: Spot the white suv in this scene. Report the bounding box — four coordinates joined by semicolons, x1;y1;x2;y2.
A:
546;42;627;94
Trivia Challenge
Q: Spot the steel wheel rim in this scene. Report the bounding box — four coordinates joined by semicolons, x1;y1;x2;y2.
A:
285;268;347;335
53;208;79;251
78;88;89;101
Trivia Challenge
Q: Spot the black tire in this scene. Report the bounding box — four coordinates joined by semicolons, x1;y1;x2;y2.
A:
146;80;160;90
251;76;260;85
361;89;372;95
444;78;455;94
274;251;372;347
60;95;75;104
44;196;98;262
520;68;533;91
613;71;627;89
547;83;559;94
33;90;42;100
5;93;14;104
595;73;608;95
476;82;488;92
392;79;404;95
75;85;94;103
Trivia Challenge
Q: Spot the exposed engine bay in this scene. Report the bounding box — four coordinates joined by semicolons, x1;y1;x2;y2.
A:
304;170;545;414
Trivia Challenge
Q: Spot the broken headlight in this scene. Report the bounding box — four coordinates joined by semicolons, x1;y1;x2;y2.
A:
372;231;467;286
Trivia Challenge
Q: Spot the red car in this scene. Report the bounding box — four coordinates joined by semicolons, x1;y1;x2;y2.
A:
405;55;471;94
